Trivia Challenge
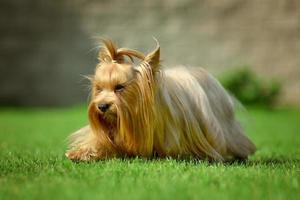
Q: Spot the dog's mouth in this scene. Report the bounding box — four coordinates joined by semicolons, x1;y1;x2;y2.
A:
99;111;117;125
103;112;117;122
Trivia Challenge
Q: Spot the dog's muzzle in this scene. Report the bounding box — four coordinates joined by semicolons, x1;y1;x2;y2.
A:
98;104;111;113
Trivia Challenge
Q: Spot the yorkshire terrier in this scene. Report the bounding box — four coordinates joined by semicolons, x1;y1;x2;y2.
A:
66;39;256;162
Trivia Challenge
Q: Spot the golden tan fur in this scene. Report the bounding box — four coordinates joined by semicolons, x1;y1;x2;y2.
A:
66;39;256;162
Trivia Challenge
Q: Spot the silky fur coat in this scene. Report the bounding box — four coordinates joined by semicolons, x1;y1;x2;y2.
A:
66;39;256;162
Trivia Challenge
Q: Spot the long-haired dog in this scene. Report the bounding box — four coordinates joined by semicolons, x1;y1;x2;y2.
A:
66;39;256;162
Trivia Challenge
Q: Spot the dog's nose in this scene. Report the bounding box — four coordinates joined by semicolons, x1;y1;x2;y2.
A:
98;104;110;112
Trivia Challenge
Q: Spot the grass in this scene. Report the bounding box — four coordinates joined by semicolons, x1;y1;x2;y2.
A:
0;106;299;200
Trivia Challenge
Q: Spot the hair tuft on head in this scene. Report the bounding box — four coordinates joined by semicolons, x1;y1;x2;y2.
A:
98;38;119;62
98;38;146;64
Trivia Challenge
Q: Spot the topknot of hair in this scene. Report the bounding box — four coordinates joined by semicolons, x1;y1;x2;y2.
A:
98;39;146;64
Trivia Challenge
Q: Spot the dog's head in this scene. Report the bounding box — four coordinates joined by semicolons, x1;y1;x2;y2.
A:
88;39;160;146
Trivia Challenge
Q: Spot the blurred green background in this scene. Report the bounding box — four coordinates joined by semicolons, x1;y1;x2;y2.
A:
0;0;300;106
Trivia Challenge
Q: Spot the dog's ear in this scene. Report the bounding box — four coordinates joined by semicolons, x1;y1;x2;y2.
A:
144;39;160;72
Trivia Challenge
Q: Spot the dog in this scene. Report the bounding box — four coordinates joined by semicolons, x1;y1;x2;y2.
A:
65;39;256;162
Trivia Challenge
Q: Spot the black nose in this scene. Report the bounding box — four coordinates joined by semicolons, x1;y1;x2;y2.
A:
98;104;110;112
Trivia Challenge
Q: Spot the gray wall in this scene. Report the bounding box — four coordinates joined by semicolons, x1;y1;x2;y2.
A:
1;0;299;106
0;0;95;106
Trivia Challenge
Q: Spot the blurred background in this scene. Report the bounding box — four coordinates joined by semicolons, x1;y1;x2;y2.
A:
0;0;299;107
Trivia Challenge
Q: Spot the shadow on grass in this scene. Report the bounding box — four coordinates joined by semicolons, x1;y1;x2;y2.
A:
225;157;300;167
69;155;300;169
2;150;298;173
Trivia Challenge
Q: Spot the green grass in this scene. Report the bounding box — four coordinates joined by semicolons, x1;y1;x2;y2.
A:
0;106;299;200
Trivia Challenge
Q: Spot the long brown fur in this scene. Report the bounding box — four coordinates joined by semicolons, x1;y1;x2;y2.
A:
65;39;256;162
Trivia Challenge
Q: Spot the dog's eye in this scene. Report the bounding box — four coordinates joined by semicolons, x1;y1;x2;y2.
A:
96;87;102;93
114;84;125;92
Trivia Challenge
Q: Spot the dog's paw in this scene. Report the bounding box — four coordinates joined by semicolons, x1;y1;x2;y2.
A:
65;148;96;162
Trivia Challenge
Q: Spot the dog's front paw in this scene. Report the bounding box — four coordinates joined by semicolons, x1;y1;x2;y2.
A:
65;148;96;161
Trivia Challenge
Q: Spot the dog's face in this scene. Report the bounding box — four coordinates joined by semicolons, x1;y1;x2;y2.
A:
91;62;135;123
88;39;160;135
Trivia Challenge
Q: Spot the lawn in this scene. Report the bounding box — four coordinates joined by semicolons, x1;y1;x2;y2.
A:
0;106;299;200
